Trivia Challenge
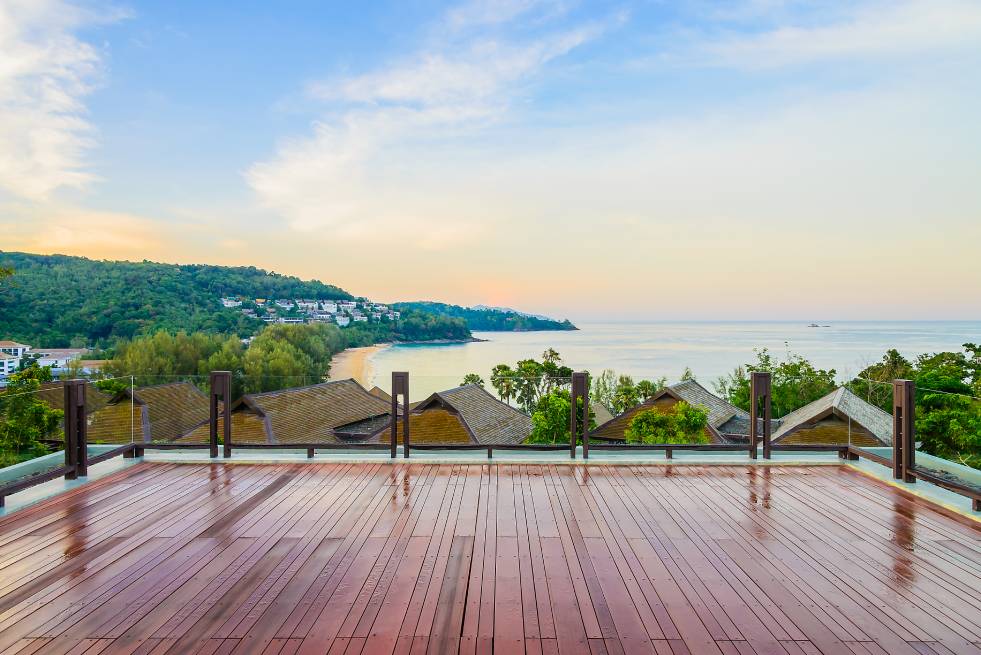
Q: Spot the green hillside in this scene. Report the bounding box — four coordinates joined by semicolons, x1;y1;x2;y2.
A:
392;301;577;331
0;252;353;346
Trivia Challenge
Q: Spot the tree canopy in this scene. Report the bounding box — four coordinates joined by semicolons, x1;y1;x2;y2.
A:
392;301;576;332
625;401;710;445
715;347;838;417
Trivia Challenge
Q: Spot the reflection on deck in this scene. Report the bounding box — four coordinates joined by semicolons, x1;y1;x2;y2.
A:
0;462;978;654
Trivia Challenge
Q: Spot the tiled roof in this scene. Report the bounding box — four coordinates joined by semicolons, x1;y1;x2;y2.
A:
590;380;749;444
134;382;210;442
772;387;892;446
368;386;392;402
87;402;142;444
670;380;748;428
36;382;110;415
589;401;613;426
425;385;532;445
370;408;474;445
0;341;29;348
234;379;391;444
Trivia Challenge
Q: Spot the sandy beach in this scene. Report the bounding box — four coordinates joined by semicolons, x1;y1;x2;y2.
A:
328;344;390;387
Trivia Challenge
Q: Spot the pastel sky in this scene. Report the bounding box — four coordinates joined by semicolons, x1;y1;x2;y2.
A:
2;0;980;321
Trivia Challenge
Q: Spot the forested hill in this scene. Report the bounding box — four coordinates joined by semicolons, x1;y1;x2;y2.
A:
392;301;578;331
0;252;353;346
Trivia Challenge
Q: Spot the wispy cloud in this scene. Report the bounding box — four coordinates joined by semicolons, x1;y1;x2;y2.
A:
246;1;615;239
693;0;981;68
0;0;126;201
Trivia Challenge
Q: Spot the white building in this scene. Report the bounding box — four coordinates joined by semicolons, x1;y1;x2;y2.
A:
353;315;368;323
339;301;357;312
321;301;338;313
221;297;242;308
311;313;334;322
335;316;351;327
0;353;17;376
35;348;86;369
278;317;305;324
275;299;294;309
0;341;30;359
296;300;318;311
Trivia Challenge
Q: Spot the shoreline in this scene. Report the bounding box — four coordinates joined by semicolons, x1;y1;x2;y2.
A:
328;343;391;387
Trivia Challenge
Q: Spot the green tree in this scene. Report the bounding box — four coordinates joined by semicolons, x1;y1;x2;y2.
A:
461;373;485;387
635;378;666;401
612;375;639;415
490;364;517;404
0;364;62;465
680;367;696;381
526;389;594;444
912;347;981;467
715;347;837;417
625;402;709;445
848;349;915;411
527;392;571;444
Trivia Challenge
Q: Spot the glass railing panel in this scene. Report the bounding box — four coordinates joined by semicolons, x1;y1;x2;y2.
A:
912;385;980;494
0;381;68;489
113;374;212;446
588;371;739;450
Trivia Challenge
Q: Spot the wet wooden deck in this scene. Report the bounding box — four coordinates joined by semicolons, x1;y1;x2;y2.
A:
0;463;978;655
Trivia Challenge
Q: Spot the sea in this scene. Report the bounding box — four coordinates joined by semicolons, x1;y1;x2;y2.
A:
365;321;981;401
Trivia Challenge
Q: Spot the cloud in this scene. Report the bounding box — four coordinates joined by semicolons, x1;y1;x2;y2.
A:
247;1;613;241
696;0;981;68
0;0;125;201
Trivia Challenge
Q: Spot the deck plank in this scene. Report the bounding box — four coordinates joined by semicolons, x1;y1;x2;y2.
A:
0;463;976;655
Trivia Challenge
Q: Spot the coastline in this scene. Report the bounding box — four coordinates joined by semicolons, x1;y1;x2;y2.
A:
328;343;390;386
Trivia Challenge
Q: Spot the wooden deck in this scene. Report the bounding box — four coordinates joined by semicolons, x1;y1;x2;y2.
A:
0;463;978;655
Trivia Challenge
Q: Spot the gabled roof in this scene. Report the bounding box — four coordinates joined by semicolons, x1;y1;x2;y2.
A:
36;382;110;415
590;380;749;444
670;379;749;428
589;401;613;426
84;381;209;443
368;386;392;402
235;379;391;444
371;408;475;445
373;384;531;446
772;387;892;446
431;385;532;445
0;341;29;348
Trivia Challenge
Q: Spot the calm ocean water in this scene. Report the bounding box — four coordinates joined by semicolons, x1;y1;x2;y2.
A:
366;321;981;401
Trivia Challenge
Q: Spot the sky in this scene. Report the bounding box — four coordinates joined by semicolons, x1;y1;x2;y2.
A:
1;0;980;321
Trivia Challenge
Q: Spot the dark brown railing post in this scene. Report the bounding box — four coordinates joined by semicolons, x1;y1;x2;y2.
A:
750;372;772;459
391;372;409;459
210;371;232;459
63;380;87;479
570;372;588;459
892;379;916;483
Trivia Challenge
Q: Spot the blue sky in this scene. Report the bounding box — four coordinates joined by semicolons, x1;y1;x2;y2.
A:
3;0;981;319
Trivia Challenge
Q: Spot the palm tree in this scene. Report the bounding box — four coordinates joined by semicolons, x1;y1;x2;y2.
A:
491;364;516;405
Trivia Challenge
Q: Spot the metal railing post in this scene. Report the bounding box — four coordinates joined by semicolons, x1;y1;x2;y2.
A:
570;372;588;459
392;372;409;459
750;372;771;459
63;380;86;479
210;371;232;459
892;379;916;483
